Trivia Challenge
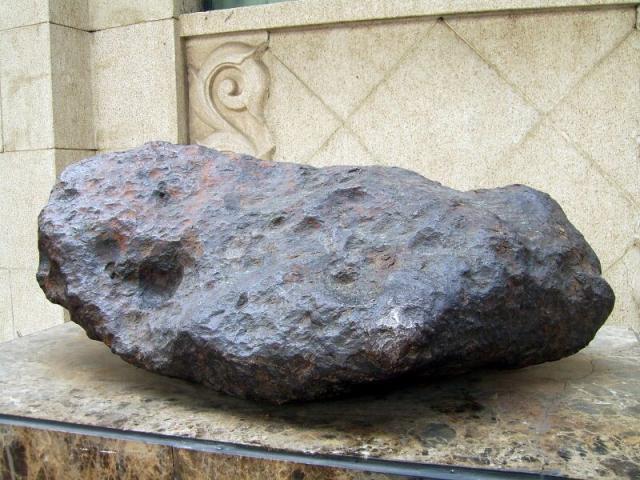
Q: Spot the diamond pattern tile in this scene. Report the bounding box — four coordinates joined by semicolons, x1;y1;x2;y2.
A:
447;8;635;112
256;12;637;328
307;127;376;167
269;18;434;120
481;120;639;270
263;51;341;163
604;245;640;328
550;31;640;205
348;21;539;192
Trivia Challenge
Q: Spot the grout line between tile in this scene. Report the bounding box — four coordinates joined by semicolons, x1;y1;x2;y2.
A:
90;25;100;151
0;19;95;34
540;28;639;209
268;18;439;166
88;17;182;34
544;27;635;120
602;238;637;274
447;13;636;118
0;147;97;154
304;122;385;167
343;124;386;165
49;21;91;33
53;147;98;152
344;19;439;125
443;19;544;116
303;125;342;165
445;16;639;208
0;20;49;33
266;51;343;126
47;21;57;152
480;115;546;186
340;119;398;167
336;20;440;166
266;52;343;164
170;445;177;477
549;117;640;210
172;19;187;145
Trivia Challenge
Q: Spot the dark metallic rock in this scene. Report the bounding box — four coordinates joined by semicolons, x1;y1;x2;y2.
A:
37;142;614;404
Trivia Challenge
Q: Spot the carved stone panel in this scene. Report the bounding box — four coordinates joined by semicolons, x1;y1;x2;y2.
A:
185;32;274;160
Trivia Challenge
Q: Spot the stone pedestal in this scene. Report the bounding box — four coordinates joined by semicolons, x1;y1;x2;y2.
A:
1;323;638;479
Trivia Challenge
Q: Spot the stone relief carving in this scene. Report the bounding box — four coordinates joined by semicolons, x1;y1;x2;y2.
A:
188;41;274;160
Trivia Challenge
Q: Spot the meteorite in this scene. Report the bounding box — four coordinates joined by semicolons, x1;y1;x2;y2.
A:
37;142;614;403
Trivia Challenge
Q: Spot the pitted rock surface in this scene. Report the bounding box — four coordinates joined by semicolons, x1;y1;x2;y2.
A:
37;142;614;403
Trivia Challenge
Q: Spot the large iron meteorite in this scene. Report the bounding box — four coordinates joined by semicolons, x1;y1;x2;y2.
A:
37;142;614;403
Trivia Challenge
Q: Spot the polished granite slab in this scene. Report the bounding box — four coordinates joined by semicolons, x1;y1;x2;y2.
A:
0;323;638;479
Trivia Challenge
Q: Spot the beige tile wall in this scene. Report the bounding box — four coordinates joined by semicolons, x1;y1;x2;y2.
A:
187;6;639;328
0;1;637;341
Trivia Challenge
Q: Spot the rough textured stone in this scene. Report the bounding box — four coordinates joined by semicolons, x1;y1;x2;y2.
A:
37;142;614;404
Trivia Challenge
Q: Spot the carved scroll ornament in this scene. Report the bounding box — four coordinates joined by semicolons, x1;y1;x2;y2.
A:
189;41;275;160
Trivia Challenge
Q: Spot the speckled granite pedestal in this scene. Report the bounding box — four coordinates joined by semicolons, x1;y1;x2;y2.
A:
0;324;638;479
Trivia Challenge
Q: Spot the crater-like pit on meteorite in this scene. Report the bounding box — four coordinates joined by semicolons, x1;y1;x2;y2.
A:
138;252;184;306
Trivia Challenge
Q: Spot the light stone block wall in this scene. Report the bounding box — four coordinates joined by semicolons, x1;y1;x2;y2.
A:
0;0;51;31
0;23;55;151
51;24;94;150
0;0;201;342
0;149;93;341
92;19;188;152
0;10;95;342
185;4;640;329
